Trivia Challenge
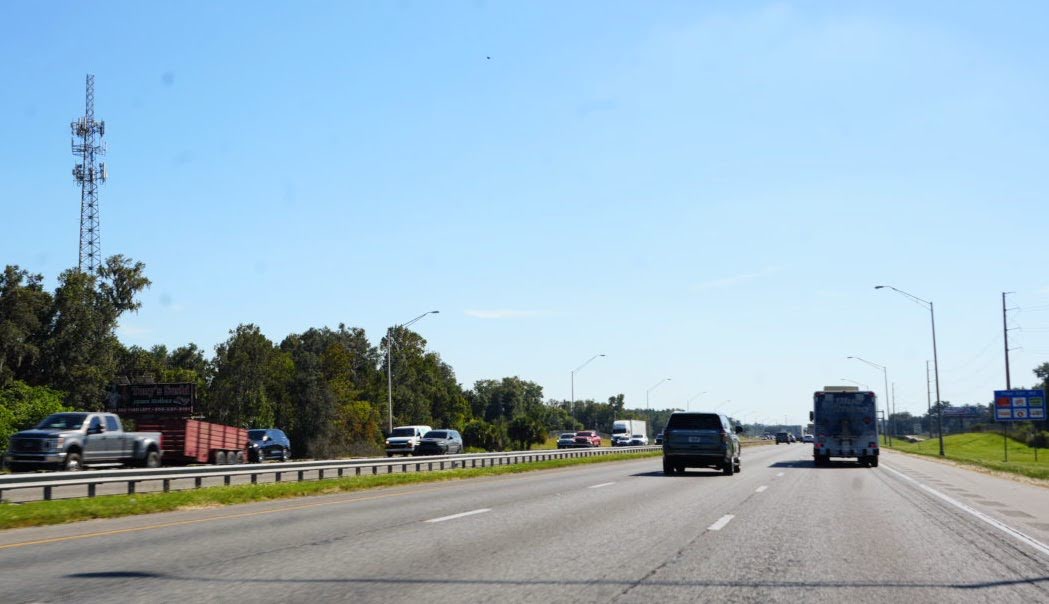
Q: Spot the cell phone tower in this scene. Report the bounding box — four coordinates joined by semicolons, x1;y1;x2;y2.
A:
71;74;107;272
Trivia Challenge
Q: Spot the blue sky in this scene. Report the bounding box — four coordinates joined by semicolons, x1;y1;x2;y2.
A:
4;1;1049;426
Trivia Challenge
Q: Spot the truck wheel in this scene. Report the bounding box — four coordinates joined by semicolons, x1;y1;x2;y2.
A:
663;458;674;476
64;451;82;471
213;451;227;465
871;457;879;468
280;448;290;462
142;449;161;468
722;461;735;476
234;451;245;464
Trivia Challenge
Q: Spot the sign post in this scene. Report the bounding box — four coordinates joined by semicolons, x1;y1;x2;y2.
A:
993;389;1047;462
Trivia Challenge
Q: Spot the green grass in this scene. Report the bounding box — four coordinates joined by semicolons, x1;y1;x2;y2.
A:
0;450;662;530
889;432;1049;481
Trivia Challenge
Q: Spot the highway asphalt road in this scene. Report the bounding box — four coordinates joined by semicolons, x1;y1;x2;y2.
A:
1;444;1047;603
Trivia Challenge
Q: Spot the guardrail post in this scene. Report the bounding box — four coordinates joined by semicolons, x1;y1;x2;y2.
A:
224;475;231;486
162;480;169;493
88;483;97;497
338;468;344;478
416;463;421;472
128;481;136;495
372;466;378;475
195;477;202;488
43;486;52;501
355;467;361;476
428;462;433;471
401;464;407;474
251;474;257;484
298;470;305;482
275;472;282;483
319;469;325;480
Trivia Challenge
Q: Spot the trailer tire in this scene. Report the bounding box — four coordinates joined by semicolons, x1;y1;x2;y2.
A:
213;451;227;465
234;451;245;464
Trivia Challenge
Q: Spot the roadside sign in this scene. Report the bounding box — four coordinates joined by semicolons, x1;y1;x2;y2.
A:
993;389;1047;422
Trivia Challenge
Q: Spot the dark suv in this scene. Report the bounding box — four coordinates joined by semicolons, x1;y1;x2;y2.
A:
662;412;742;475
413;430;464;455
248;428;291;462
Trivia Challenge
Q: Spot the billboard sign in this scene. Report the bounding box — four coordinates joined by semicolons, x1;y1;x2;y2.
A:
106;382;196;415
993;389;1047;422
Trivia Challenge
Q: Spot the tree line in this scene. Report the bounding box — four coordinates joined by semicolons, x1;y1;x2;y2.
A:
1;258;662;457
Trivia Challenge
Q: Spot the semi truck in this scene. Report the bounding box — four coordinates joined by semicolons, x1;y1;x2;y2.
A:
611;419;648;446
811;386;879;467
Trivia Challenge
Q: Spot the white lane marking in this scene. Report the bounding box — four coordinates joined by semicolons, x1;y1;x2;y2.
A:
707;514;735;531
589;482;615;489
425;508;491;523
755;485;768;493
882;464;1049;559
776;472;784;477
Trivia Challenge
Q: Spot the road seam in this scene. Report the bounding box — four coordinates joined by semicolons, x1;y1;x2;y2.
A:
882;464;1049;559
707;514;735;531
424;508;491;523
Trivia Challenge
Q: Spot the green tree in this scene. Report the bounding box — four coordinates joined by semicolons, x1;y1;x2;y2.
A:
508;415;546;450
468;376;544;423
462;418;508;451
209;324;292;428
36;256;151;409
0;380;69;450
0;266;53;386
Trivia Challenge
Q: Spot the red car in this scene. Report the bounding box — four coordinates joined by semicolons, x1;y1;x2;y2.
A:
573;430;601;447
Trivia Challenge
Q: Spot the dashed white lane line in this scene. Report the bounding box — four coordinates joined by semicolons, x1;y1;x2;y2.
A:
425;509;491;523
882;464;1049;559
589;482;616;489
707;514;735;531
755;485;768;493
776;472;784;477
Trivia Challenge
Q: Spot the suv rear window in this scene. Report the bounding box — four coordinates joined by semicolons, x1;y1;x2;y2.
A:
666;414;722;430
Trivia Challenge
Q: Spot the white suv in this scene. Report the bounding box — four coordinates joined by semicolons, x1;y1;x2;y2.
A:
385;425;433;456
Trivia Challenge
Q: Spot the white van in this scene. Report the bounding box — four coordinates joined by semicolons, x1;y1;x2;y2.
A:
384;425;433;456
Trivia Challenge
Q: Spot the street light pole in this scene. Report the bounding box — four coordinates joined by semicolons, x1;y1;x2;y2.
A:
646;378;671;410
847;356;891;446
686;391;707;412
571;354;605;407
386;310;439;434
876;285;944;456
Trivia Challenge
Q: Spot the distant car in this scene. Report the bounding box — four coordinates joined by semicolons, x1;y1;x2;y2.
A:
248;428;291;462
573;430;601;447
802;434;814;443
628;434;648;446
789;433;797;443
775;431;790;445
557;432;577;449
413;430;464;455
654;432;664;445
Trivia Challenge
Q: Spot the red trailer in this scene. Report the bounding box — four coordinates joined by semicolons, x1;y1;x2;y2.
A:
132;417;249;465
107;382;251;465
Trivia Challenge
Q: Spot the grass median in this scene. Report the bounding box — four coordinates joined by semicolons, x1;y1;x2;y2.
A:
0;450;662;530
888;432;1049;481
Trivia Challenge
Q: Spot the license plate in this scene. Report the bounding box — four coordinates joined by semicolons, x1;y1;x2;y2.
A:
688;436;702;443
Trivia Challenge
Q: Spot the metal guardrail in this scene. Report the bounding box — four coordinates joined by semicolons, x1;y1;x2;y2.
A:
0;445;661;502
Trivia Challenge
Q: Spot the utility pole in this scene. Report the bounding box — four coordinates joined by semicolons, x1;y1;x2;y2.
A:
1003;292;1015;462
926;361;932;439
891;382;897;438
